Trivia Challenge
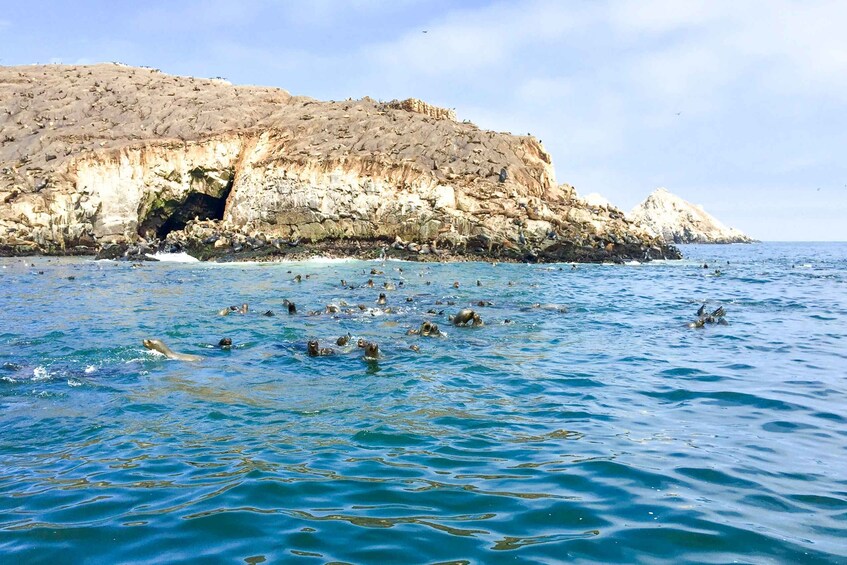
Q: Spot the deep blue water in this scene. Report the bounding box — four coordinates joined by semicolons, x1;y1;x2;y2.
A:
1;243;846;563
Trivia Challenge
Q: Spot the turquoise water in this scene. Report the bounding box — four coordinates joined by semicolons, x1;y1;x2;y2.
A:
1;243;846;563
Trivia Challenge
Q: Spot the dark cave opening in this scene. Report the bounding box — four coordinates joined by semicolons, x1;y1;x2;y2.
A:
138;185;232;240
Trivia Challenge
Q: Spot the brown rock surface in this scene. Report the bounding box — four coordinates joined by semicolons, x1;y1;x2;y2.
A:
0;63;678;261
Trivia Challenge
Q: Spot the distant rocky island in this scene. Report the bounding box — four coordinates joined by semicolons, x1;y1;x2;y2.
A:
0;64;679;262
629;188;754;244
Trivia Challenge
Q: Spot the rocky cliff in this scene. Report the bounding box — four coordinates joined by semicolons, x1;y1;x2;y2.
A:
629;188;753;244
0;64;679;262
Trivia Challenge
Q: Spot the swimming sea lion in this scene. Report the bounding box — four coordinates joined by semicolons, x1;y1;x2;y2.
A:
326;304;340;314
307;340;334;357
263;310;275;317
357;338;367;348
294;274;302;283
377;293;387;305
420;321;441;336
337;334;351;346
451;309;482;326
218;337;232;349
143;339;203;362
286;301;297;314
363;342;380;360
367;279;374;288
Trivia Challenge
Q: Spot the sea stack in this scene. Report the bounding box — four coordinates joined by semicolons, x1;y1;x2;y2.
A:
629;188;754;244
0;64;679;262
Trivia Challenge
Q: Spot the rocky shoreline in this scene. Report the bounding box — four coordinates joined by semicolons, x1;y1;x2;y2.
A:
90;218;679;264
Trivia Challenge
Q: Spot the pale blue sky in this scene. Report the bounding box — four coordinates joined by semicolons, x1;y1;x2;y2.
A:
3;0;846;240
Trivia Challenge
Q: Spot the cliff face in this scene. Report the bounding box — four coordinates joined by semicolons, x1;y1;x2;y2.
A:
629;188;753;244
0;64;678;262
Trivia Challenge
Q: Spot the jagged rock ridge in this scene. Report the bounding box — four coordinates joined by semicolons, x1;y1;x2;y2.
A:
629;188;753;244
0;63;679;262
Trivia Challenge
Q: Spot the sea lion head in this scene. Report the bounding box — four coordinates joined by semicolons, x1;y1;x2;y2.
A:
364;342;379;359
337;334;350;346
357;338;367;348
288;302;297;314
307;340;320;356
143;339;169;355
377;293;387;305
218;337;232;349
240;303;249;314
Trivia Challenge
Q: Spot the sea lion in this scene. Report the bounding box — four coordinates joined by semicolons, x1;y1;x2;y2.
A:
420;321;441;336
410;344;420;352
357;338;367;348
143;339;203;362
326;304;340;314
294;274;302;283
284;300;297;314
363;342;380;360
336;334;351;346
377;293;387;305
451;309;483;326
218;337;232;349
453;281;460;288
263;310;275;317
383;282;396;290
367;279;374;288
307;340;334;357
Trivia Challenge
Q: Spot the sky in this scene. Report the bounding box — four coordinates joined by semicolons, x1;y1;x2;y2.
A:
2;0;846;241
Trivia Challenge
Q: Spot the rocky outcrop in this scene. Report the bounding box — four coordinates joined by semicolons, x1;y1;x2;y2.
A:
386;98;456;121
0;63;679;262
629;188;753;244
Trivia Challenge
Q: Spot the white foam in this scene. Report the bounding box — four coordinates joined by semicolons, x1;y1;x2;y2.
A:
32;366;52;381
145;252;200;263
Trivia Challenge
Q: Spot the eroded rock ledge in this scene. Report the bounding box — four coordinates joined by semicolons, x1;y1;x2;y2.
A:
0;63;679;262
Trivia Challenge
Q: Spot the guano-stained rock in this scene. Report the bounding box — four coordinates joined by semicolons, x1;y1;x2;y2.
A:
629;188;754;244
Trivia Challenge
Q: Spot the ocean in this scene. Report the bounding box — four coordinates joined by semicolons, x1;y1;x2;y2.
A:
1;242;845;563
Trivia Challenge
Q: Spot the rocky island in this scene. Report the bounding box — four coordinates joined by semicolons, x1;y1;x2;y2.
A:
629;188;754;244
0;64;679;262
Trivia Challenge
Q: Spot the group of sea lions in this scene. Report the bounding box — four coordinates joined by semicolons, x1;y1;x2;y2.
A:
687;304;728;328
141;267;505;363
141;263;726;364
